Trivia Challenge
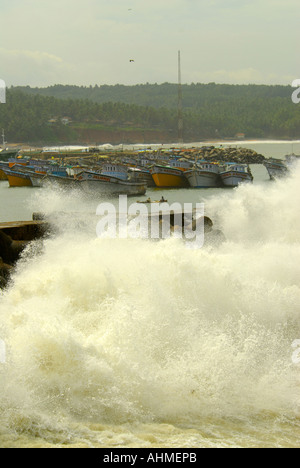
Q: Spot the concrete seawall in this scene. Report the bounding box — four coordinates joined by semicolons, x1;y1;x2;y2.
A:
0;220;48;241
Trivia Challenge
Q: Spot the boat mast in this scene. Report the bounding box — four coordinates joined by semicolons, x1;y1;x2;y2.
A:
2;129;6;149
177;50;183;144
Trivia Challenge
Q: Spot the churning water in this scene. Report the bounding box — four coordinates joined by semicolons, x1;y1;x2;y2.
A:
0;159;299;448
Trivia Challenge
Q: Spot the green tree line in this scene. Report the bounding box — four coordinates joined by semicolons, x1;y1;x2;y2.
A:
0;84;299;143
13;82;294;108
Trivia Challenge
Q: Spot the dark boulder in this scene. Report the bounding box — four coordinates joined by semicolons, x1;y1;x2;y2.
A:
0;230;15;265
0;230;30;289
0;257;13;289
0;230;29;265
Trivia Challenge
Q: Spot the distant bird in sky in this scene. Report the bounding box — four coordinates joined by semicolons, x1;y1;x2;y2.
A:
129;59;134;62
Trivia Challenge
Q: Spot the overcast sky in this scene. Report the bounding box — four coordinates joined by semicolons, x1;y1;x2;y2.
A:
0;0;299;87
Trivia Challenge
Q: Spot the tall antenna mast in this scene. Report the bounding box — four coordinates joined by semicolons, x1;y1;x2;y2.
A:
2;129;6;148
177;50;183;143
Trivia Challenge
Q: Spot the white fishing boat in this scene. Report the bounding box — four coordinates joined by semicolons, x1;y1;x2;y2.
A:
185;162;221;188
219;164;253;187
263;158;288;180
131;167;156;187
101;163;130;180
29;173;45;187
30;172;79;188
77;170;147;196
168;158;193;172
102;162;155;187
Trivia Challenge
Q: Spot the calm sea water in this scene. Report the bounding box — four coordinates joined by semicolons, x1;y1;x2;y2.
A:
0;141;299;448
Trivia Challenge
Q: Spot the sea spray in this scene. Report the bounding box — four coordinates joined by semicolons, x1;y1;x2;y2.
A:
205;162;300;244
0;163;300;446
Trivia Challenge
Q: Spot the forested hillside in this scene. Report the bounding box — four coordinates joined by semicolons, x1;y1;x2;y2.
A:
0;83;299;144
13;83;293;108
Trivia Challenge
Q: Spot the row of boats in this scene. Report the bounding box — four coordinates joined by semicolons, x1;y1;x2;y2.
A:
0;157;254;196
151;161;253;188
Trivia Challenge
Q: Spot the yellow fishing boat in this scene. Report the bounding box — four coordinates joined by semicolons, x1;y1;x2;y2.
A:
0;169;7;180
0;162;9;180
150;165;188;188
4;169;33;187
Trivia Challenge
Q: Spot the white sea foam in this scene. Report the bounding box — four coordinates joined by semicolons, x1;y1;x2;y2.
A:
0;163;300;447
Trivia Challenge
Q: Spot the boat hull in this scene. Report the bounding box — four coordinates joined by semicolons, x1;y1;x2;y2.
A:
5;171;33;187
29;176;43;187
151;166;188;188
185;170;220;188
131;171;156;187
0;169;7;180
0;149;20;161
46;174;79;187
151;173;187;187
263;162;288;180
220;171;253;187
78;172;146;196
98;163;154;188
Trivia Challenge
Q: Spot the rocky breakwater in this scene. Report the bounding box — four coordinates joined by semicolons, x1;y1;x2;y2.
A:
184;146;266;164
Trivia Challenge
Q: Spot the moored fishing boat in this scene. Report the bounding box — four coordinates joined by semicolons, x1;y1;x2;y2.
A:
130;167;156;187
168;158;193;172
150;164;188;188
102;162;155;187
185;162;221;188
0;148;20;161
101;163;130;180
219;163;253;187
8;159;27;168
43;173;80;187
77;170;147;196
29;173;45;187
263;158;289;180
0;162;9;180
28;172;79;188
4;162;46;187
3;168;33;187
0;170;7;180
